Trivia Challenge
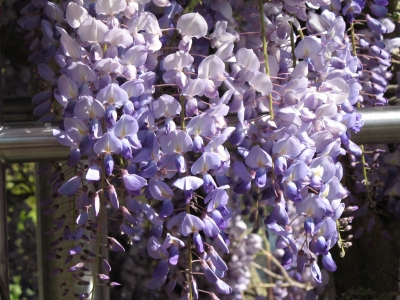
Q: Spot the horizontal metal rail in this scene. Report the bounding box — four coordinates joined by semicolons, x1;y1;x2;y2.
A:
0;106;399;300
349;106;400;145
0;122;69;163
1;107;400;163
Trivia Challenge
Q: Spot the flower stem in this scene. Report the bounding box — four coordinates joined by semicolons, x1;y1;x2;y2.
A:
290;23;297;68
336;220;346;258
259;0;275;186
350;22;372;203
180;95;186;131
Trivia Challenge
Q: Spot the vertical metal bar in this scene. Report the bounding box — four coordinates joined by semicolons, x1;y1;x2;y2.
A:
36;163;109;300
35;163;64;299
36;162;92;299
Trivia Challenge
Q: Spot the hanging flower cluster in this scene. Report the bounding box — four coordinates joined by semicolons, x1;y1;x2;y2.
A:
19;0;398;298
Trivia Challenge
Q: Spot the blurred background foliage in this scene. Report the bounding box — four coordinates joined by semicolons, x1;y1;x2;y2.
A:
5;163;37;300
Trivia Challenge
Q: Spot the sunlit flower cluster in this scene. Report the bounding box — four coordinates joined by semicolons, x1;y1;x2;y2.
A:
19;0;397;298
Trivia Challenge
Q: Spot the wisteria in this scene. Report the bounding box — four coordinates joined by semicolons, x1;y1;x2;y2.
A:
17;0;400;298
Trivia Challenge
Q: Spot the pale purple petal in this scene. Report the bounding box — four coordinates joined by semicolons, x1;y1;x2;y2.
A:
113;114;139;138
173;176;204;191
181;214;205;236
56;27;82;60
67;62;96;84
122;45;148;66
76;208;88;226
129;12;162;37
198;55;226;82
94;132;122;154
193;232;204;252
97;83;129;108
142;203;165;226
322;252;337;272
203;216;220;237
66;2;88;29
77;16;108;43
64;117;88;142
152;259;169;279
74;96;105;120
215;279;232;294
248;70;273;96
94;58;123;74
294;36;321;59
235;48;260;72
273;136;303;159
58;75;78;99
121;80;145;98
163;51;193;71
176;13;208;38
108;185;119;209
310;259;322;283
186;114;216;137
152;95;181;119
103;28;132;47
96;0;126;15
245;145;272;169
161;130;192;155
149;178;174;200
122;170;147;193
58;174;81;197
147;236;169;259
191;152;221;175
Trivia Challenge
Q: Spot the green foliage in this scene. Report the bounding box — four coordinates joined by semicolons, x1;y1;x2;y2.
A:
6;163;36;226
9;275;35;300
6;163;37;299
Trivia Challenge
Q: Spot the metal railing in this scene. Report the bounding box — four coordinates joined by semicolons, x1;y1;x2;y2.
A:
1;101;400;299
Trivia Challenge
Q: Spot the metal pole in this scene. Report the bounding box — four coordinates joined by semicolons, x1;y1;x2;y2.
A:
0;123;69;163
36;163;69;300
350;106;400;145
36;162;109;300
0;105;399;300
1;107;400;163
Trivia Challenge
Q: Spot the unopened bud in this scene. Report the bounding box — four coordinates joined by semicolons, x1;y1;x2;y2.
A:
373;149;385;153
345;206;358;212
345;225;352;231
346;235;353;241
344;242;352;248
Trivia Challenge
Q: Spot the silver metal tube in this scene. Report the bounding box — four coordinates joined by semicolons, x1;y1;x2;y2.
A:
36;163;109;300
36;162;67;300
350;106;400;145
0;104;398;300
0;123;69;163
1;107;400;164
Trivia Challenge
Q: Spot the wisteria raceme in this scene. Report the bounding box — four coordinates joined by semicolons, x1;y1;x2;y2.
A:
19;0;399;298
